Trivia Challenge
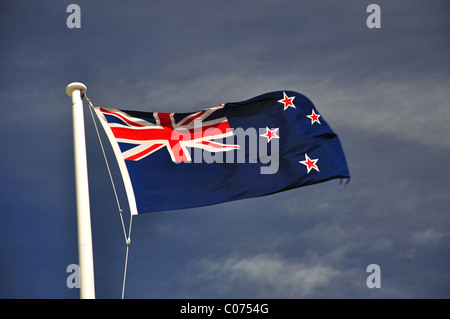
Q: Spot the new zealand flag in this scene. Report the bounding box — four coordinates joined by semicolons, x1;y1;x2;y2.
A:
94;91;350;214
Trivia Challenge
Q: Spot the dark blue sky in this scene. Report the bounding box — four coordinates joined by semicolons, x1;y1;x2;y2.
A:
1;1;449;298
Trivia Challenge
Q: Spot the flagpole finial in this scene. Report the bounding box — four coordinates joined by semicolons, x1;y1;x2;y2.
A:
66;82;87;97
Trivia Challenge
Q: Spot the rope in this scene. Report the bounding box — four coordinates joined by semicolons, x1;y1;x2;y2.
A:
122;214;132;299
85;93;133;299
121;212;133;299
86;95;122;214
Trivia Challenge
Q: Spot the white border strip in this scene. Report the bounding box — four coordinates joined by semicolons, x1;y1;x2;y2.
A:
93;107;139;215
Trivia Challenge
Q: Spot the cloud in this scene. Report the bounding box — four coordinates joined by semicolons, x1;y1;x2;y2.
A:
308;75;450;151
411;228;448;246
196;253;340;298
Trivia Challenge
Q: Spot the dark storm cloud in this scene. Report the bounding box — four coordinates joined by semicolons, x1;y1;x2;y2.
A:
1;0;449;298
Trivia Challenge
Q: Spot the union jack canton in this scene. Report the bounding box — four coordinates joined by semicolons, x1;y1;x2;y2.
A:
97;105;240;163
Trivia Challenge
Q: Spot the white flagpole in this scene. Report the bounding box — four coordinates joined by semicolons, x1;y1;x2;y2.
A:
66;82;95;299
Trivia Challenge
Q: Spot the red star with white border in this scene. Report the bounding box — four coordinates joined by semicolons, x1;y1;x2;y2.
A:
299;153;319;174
260;127;280;142
278;92;296;110
306;109;321;125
